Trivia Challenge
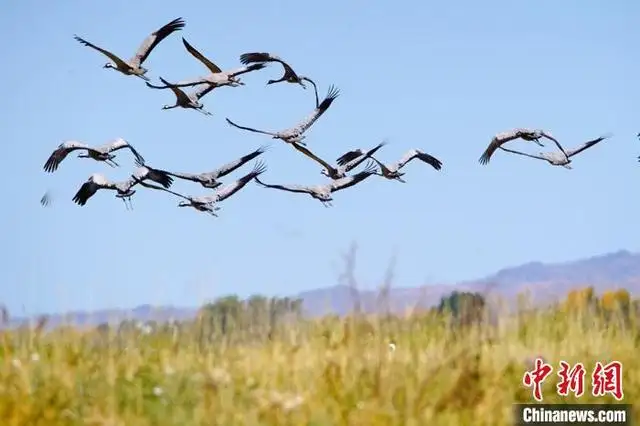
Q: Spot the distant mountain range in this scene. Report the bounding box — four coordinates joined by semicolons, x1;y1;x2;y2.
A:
8;250;640;327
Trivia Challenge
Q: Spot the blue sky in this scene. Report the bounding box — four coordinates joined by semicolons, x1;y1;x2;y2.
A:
1;0;638;315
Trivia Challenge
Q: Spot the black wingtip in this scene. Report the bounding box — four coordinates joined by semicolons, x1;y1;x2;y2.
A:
325;84;340;100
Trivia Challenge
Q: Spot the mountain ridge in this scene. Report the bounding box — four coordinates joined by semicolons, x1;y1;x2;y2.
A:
7;249;640;326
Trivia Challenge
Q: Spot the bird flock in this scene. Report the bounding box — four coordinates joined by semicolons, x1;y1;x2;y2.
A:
40;17;625;215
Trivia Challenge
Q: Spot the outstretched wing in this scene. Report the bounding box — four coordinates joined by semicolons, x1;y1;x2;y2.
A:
102;138;145;165
498;146;546;161
162;170;203;183
239;52;278;64
225;118;276;137
565;134;611;158
73;35;130;69
43;140;91;173
132;165;174;188
40;191;52;207
72;180;105;206
182;37;222;74
478;130;529;165
158;77;192;104
228;63;266;77
292;85;340;134
191;83;217;100
215;160;267;202
213;145;268;178
254;176;313;195
291;143;335;173
130;17;185;68
131;177;191;201
396;149;442;171
330;161;377;193
539;132;570;159
344;141;387;172
336;149;364;166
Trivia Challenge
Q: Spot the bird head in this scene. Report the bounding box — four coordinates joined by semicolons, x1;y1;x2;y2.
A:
320;169;330;177
161;105;172;110
177;201;190;208
266;79;276;85
103;63;114;69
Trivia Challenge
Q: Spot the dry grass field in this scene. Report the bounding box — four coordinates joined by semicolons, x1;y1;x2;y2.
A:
0;297;637;426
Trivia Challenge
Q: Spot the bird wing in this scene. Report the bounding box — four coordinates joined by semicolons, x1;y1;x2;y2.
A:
336;149;364;166
280;61;299;79
301;77;319;107
157;76;192;104
292;85;340;134
144;77;205;89
254;176;313;195
565;135;610;158
239;52;277;64
369;156;392;175
215;160;267;202
479;137;508;165
102;138;146;165
163;170;204;183
43;140;91;172
192;83;217;100
329;161;377;193
72;175;114;206
539;132;570;158
213;145;268;178
40;191;52;207
396;149;442;171
290;143;336;173
132;165;174;188
225;118;276;137
73;35;130;69
129;17;185;68
479;129;533;165
228;63;266;77
498;146;546;161
131;178;191;201
344;141;387;172
181;37;222;74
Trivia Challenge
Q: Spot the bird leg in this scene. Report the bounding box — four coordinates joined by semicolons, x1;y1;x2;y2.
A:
532;138;545;147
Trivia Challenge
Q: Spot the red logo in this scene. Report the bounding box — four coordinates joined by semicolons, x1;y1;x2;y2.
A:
592;361;624;400
556;361;586;397
522;358;553;401
523;359;623;401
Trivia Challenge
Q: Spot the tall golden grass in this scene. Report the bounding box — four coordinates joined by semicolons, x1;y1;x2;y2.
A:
0;295;636;426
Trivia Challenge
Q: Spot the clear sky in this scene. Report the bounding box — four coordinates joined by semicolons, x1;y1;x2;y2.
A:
1;0;638;315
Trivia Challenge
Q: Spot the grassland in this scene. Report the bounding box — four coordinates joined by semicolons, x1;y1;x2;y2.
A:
0;302;637;426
